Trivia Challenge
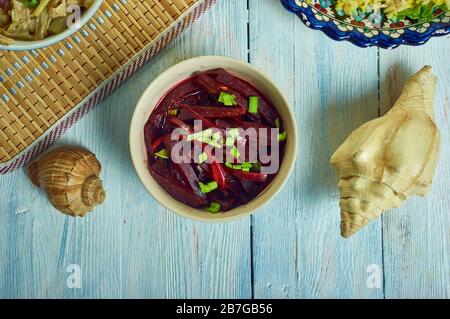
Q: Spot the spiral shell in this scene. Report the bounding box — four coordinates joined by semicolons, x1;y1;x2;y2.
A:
331;66;441;238
28;146;106;217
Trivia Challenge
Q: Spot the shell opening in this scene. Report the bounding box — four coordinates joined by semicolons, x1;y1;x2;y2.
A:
82;176;106;208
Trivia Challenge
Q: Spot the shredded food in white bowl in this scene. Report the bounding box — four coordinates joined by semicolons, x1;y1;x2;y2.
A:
0;0;94;45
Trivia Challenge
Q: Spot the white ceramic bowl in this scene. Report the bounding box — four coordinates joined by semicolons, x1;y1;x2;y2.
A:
130;56;298;222
0;0;103;51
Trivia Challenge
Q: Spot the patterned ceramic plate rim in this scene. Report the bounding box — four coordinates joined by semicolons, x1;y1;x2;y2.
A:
281;0;450;48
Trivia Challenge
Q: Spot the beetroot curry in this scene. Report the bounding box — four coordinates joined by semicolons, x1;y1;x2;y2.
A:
144;69;287;213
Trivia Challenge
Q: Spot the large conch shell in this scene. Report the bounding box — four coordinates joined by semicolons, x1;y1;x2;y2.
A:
330;66;441;238
28;146;106;217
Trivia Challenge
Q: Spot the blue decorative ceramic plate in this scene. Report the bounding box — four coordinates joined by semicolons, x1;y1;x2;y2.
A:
281;0;450;49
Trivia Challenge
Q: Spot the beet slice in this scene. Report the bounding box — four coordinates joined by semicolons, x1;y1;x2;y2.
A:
196;163;212;182
215;119;274;147
144;122;156;163
238;179;261;197
209;190;237;212
179;106;246;120
175;103;218;128
196;73;222;96
150;164;206;208
168;117;193;134
226;168;268;183
214;69;279;126
223;170;251;203
151;135;165;151
163;136;207;204
145;111;168;140
159;80;201;110
196;74;248;109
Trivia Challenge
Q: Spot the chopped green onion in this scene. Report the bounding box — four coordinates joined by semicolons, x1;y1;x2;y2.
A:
211;131;222;142
278;131;287;142
241;162;252;168
251;162;261;172
225;136;235;147
248;96;259;114
206;202;221;214
32;0;50;17
199;182;211;193
275;118;281;129
168;109;179;116
155;148;169;159
24;0;39;8
218;92;237;106
228;128;240;138
201;137;222;148
225;162;233;168
207;181;218;191
187;129;213;141
187;129;222;148
230;146;240;159
198;152;208;164
199;181;219;193
233;164;242;170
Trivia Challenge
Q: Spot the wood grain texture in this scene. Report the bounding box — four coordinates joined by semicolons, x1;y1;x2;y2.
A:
380;40;450;299
249;0;383;299
0;0;450;299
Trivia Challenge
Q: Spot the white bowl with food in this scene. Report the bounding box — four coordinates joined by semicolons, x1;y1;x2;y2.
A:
0;0;103;51
130;56;298;222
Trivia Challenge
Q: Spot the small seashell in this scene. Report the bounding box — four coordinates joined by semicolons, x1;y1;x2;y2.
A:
28;146;106;217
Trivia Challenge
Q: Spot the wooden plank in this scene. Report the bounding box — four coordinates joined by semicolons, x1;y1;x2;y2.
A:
249;0;384;298
379;39;450;298
0;0;252;299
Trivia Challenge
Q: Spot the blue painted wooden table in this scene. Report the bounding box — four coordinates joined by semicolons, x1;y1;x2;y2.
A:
1;0;449;299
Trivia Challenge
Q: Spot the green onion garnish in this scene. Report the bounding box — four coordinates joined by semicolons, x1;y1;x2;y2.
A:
225;136;235;147
241;162;252;168
207;181;218;191
218;92;237;106
200;137;222;148
225;162;256;172
198;152;208;164
24;0;39;8
251;162;261;172
278;131;287;142
211;131;222;142
275;118;281;129
199;182;210;193
187;129;222;148
248;96;259;114
206;202;221;214
155;148;169;159
168;109;179;116
199;181;218;193
187;129;213;141
228;128;240;138
231;146;240;159
32;0;50;16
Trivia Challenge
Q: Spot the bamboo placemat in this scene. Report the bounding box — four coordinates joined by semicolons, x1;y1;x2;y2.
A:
0;0;216;174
